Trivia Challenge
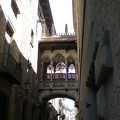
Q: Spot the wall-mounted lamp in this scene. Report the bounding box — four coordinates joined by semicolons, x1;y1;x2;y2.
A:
24;80;31;96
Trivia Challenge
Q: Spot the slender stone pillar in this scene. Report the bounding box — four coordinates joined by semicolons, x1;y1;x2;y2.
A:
65;60;68;81
50;60;53;81
75;59;78;80
40;62;43;81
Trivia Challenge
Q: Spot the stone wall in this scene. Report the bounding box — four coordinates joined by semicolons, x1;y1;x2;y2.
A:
78;0;120;120
0;0;42;120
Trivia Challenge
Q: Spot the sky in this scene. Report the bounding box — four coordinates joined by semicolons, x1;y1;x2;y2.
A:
49;0;74;34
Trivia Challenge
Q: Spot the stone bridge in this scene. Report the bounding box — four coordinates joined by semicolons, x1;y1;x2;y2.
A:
39;80;79;107
38;35;78;107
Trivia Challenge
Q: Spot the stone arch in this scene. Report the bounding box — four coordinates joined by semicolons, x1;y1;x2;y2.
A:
52;53;65;64
41;56;51;80
52;53;65;76
66;55;76;80
42;92;76;103
52;52;65;59
41;55;51;64
40;90;78;102
40;92;77;120
66;55;75;66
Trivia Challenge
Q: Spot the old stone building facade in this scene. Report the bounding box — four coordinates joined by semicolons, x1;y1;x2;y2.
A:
73;0;120;120
0;0;43;120
1;0;120;120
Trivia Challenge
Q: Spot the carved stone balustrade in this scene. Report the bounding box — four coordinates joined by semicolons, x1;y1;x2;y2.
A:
39;80;78;91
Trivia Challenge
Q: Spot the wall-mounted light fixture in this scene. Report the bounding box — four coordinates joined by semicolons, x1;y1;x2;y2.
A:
24;79;31;96
24;60;31;96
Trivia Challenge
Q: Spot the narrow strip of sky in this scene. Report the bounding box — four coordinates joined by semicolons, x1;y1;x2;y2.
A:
49;0;74;34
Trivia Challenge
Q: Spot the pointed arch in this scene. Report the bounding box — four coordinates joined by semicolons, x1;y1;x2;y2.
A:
54;62;66;80
51;53;66;80
52;53;65;64
66;55;75;64
67;55;76;80
41;55;51;64
41;56;51;80
47;64;54;80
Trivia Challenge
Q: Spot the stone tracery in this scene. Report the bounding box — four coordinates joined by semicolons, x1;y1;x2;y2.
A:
42;53;76;80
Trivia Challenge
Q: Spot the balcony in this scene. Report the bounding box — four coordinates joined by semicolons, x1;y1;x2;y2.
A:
0;53;22;84
39;80;78;91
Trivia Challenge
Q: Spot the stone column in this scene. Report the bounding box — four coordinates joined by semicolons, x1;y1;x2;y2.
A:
40;62;43;81
75;59;78;80
50;60;53;81
65;60;68;81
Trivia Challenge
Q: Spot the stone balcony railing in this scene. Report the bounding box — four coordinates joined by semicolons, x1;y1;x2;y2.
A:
57;33;76;37
39;80;78;91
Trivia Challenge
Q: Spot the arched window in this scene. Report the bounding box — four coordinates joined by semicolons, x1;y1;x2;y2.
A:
47;64;54;80
42;56;51;80
54;62;66;80
68;64;76;80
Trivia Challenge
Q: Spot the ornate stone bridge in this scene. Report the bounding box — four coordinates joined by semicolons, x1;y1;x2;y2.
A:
39;80;78;105
38;35;78;107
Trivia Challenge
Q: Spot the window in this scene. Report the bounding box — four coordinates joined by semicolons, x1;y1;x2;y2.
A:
68;64;76;80
6;22;14;38
45;54;76;80
30;29;34;47
55;62;66;80
47;65;54;80
46;62;66;80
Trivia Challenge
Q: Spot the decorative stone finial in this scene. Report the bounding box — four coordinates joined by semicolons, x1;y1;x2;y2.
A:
65;23;68;35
